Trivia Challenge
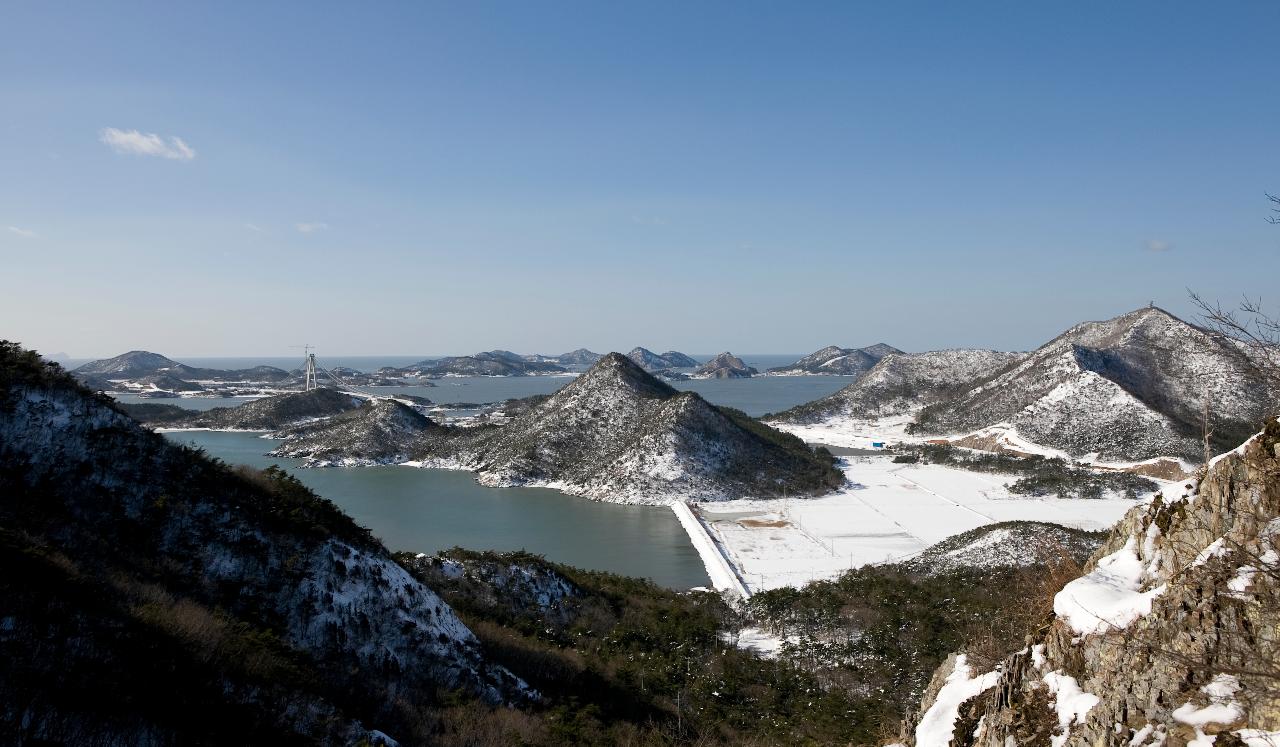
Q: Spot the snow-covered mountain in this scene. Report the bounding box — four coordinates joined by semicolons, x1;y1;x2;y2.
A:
768;343;903;376
692;352;758;379
0;342;524;743
772;348;1021;422
914;306;1274;462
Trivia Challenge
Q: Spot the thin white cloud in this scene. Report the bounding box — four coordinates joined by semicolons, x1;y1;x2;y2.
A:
244;223;264;233
99;127;196;161
1144;239;1172;252
6;226;37;238
296;222;329;234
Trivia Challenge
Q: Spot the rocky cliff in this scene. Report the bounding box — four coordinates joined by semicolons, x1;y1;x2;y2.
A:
900;421;1280;746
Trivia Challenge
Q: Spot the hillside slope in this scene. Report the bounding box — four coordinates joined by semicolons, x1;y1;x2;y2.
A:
0;343;523;743
899;421;1280;746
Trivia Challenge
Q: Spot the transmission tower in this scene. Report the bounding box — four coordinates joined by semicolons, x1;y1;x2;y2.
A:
305;352;318;391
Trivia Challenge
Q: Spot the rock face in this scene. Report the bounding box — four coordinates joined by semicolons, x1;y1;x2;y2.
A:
436;353;843;503
138;388;364;430
914;307;1274;462
902;422;1280;746
693;352;759;379
269;399;448;465
768;343;903;376
402;351;568;377
772;349;1021;423
0;343;523;743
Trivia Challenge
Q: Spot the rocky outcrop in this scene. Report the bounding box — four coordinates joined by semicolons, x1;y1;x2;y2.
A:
900;421;1280;746
692;352;758;379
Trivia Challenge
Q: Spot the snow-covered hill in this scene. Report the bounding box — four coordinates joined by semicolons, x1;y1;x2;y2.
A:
771;348;1021;423
768;343;903;376
899;521;1106;577
270;398;448;465
438;353;843;503
146;388;365;430
73;349;183;377
915;306;1273;461
625;347;699;370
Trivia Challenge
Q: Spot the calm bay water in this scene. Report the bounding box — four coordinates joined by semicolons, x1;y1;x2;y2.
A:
166;430;712;590
104;353;857;416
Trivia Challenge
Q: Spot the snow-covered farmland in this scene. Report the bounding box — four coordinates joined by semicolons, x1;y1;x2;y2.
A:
695;457;1142;593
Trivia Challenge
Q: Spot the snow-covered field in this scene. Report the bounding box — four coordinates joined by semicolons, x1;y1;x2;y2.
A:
695;457;1143;593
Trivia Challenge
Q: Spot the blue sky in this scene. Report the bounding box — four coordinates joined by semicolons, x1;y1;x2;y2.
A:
3;2;1278;357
